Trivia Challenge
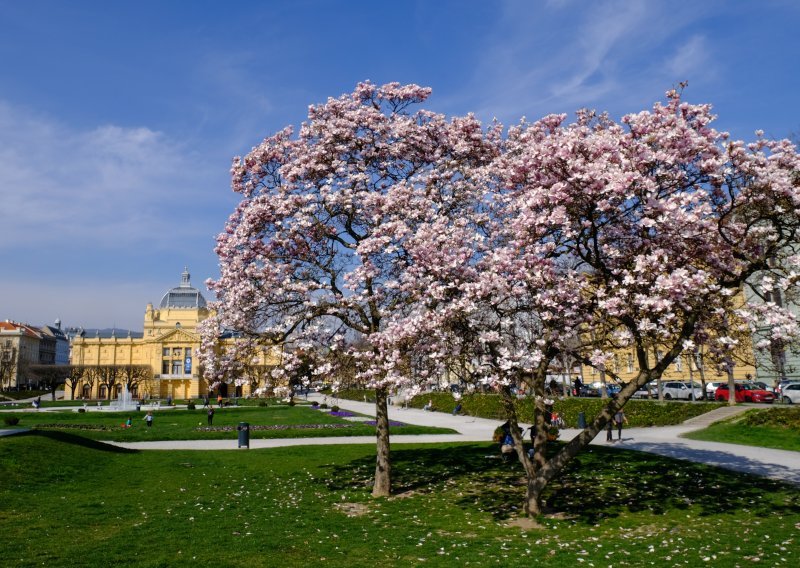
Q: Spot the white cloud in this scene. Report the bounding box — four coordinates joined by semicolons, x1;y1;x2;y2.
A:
455;0;717;123
0;100;224;250
664;35;712;78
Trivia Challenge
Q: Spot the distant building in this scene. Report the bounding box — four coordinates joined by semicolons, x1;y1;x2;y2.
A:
68;268;280;400
40;319;70;365
746;272;800;384
0;321;43;389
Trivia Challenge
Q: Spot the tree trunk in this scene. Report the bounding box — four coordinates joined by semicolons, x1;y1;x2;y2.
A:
372;386;392;497
695;348;708;399
726;359;737;406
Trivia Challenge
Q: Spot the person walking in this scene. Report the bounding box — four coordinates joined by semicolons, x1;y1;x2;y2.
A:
207;407;215;426
606;417;614;442
202;395;209;408
143;412;153;427
613;409;628;441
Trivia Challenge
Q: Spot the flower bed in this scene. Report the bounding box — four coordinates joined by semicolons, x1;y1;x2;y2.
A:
363;420;407;427
32;423;112;431
329;410;355;417
194;423;354;432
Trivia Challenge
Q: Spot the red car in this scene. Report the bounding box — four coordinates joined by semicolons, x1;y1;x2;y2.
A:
715;383;775;403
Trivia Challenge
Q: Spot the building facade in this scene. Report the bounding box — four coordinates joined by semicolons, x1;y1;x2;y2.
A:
746;273;800;384
68;269;281;400
0;321;43;389
40;320;70;365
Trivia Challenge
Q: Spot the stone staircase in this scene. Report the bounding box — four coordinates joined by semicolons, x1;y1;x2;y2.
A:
682;404;750;428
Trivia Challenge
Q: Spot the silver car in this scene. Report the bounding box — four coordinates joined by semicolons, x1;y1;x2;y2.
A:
781;383;800;404
661;381;704;401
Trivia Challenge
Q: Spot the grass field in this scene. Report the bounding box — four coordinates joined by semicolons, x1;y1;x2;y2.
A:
1;404;455;441
1;431;798;567
683;406;800;452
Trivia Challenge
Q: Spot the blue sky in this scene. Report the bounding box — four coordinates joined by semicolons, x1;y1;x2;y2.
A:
1;0;799;331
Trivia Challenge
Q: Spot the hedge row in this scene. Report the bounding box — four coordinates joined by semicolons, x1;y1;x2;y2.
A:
336;389;377;403
339;390;723;427
739;407;800;428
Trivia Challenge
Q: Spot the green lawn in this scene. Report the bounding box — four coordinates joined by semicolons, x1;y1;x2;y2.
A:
683;406;800;452
1;432;798;567
1;405;454;441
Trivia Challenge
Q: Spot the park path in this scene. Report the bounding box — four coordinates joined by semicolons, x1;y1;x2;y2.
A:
3;394;800;485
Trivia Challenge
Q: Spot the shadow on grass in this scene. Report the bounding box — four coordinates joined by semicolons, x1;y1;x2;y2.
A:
324;442;800;524
627;439;800;483
22;429;139;453
544;445;800;523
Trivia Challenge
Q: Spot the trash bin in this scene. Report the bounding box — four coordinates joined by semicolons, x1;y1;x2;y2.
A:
577;412;587;429
237;422;250;449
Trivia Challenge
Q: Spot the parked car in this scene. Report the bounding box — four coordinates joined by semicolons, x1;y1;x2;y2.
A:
715;383;775;403
632;384;658;399
578;385;601;397
705;381;726;399
777;379;800;396
588;382;621;396
661;381;704;400
781;383;800;404
751;381;773;393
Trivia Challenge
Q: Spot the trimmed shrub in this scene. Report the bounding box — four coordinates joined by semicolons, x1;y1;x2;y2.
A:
398;392;721;427
3;416;20;426
258;400;268;407
331;405;340;412
740;407;800;428
319;403;329;409
337;389;377;403
187;403;196;410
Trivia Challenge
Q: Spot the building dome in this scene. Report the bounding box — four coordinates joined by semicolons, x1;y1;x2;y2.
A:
159;268;208;309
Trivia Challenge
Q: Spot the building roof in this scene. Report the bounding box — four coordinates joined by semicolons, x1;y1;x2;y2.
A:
0;320;43;338
40;325;68;341
159;268;208;309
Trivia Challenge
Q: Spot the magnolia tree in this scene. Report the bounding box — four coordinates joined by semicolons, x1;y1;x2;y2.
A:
376;89;800;514
200;82;499;496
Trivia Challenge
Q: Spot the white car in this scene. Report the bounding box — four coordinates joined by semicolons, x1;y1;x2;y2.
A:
632;384;658;399
705;381;726;399
781;383;800;404
661;381;704;401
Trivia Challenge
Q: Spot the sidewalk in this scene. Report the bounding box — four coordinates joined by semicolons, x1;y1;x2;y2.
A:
5;394;800;485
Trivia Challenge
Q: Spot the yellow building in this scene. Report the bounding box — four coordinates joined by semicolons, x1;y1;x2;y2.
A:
579;290;757;387
581;345;756;386
69;269;281;400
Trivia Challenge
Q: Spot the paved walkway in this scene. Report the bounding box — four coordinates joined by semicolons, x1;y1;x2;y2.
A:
3;394;799;485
